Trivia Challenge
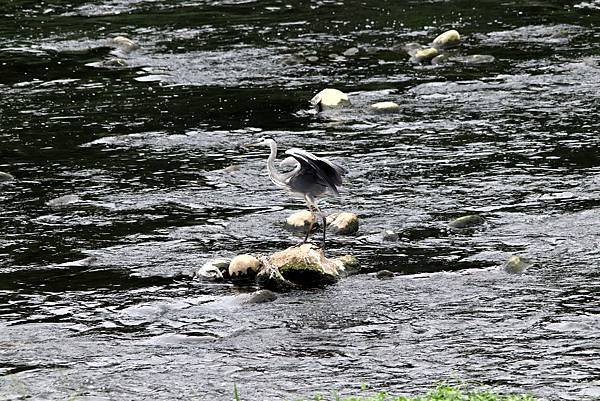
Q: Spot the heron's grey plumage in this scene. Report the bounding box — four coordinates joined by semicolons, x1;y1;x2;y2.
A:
252;138;347;248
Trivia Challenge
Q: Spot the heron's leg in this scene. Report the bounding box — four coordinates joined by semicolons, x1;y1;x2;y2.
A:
311;202;327;250
303;204;316;243
303;195;319;244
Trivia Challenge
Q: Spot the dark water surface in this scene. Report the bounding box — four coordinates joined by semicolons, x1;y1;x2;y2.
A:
2;0;600;400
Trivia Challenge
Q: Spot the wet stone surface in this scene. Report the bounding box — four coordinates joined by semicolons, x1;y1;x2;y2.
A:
1;1;600;401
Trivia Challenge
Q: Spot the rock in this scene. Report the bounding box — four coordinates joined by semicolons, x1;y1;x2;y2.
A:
369;101;401;113
453;54;495;65
285;210;316;232
47;194;81;208
432;29;461;50
256;244;360;290
337;255;360;276
197;258;230;280
410;47;439;64
243;289;277;304
224;164;239;174
431;54;452;65
85;58;128;69
402;42;426;57
503;255;530;274
112;36;137;52
448;214;485;229
310;88;351;111
0;171;15;182
326;212;359;235
343;47;360;57
306;56;319;62
382;230;400;242
376;269;394;279
228;254;261;278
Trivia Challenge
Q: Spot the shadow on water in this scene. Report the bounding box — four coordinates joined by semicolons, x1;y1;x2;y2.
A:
1;0;600;400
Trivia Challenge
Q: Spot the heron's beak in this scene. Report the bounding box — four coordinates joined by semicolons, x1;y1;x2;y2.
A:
242;141;261;149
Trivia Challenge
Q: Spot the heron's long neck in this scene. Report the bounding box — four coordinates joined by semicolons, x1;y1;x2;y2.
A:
267;141;287;187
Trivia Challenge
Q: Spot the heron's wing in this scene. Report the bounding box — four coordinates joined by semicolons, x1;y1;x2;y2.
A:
285;148;347;196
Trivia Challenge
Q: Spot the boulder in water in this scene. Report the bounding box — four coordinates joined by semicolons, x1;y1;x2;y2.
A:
448;214;485;229
410;47;439;64
285;210;317;232
503;255;531;274
370;101;400;113
256;244;360;290
310;88;351;110
229;254;261;278
243;289;277;304
197;258;231;280
326;212;359;235
432;29;461;50
376;269;394;280
112;36;137;52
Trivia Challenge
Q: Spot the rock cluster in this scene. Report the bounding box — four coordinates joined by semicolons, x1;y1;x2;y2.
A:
197;244;360;291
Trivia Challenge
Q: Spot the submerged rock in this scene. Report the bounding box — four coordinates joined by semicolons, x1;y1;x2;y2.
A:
453;54;496;65
376;269;394;280
47;194;82;208
448;214;485;229
432;29;461;50
285;210;317;232
257;244;360;290
343;47;360;57
310;88;351;110
503;255;531;274
402;42;426;57
369;101;401;113
112;36;137;52
229;254;261;278
243;289;277;304
0;171;15;182
410;47;439;64
382;230;400;242
197;258;230;280
326;212;359;235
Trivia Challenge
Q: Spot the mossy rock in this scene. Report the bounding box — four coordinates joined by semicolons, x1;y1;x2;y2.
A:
257;244;359;290
285;210;316;232
504;255;531;274
326;212;359;235
448;214;485;229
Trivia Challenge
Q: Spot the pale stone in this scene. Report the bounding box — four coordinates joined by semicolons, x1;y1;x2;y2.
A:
112;36;137;52
410;47;439;64
370;101;400;112
343;47;359;57
228;254;261;277
47;194;81;208
310;88;351;110
432;29;461;50
285;210;316;231
326;212;359;235
382;230;399;242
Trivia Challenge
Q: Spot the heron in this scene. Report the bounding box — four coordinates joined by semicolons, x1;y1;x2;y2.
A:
248;137;347;248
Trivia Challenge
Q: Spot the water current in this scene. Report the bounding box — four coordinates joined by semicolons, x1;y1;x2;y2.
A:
1;1;600;400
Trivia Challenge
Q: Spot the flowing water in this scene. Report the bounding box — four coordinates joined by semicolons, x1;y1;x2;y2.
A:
1;1;600;400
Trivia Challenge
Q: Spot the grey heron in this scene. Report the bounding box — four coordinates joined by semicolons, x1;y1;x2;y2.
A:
248;137;347;248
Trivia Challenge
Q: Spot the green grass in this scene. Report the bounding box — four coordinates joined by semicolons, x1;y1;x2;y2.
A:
300;383;539;401
234;383;540;401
